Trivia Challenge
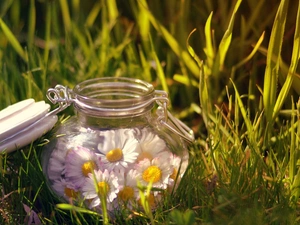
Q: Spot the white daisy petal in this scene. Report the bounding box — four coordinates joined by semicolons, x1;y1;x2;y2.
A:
81;169;119;210
97;129;139;171
47;138;69;181
135;128;169;162
168;152;189;190
64;146;101;188
135;155;172;193
113;169;139;209
51;178;80;201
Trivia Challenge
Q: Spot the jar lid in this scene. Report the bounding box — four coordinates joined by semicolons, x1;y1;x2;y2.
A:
0;99;58;153
46;78;195;143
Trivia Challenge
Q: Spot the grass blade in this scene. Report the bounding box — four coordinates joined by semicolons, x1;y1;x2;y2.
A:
243;0;265;37
0;18;27;62
231;79;253;141
149;36;169;95
217;0;242;71
290;99;300;206
10;0;20;29
273;0;300;119
43;1;51;65
107;0;118;21
27;0;36;49
231;32;265;79
71;0;80;22
257;46;300;95
72;23;90;57
199;61;211;128
137;0;150;52
0;0;14;18
289;97;296;182
137;0;199;77
59;0;71;32
85;1;102;28
263;0;289;123
56;203;100;216
138;45;152;82
204;12;214;75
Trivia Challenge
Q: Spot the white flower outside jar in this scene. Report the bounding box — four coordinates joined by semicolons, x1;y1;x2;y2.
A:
42;77;194;213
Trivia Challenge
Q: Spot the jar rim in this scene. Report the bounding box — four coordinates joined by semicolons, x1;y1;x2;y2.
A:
72;77;156;117
73;77;154;97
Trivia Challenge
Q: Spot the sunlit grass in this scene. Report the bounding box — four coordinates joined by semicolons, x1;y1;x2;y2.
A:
1;0;300;224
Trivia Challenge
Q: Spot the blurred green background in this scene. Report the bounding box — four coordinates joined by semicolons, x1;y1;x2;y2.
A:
0;0;298;110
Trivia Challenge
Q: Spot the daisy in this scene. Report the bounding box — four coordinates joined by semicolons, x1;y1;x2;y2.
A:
168;153;189;190
64;146;101;187
135;156;172;192
48;149;66;181
170;153;188;180
97;129;139;171
51;178;80;201
114;169;139;208
135;128;169;162
47;138;69;181
81;169;119;210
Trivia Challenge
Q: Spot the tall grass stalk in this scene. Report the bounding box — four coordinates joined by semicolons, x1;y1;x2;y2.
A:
27;0;36;49
215;0;242;74
0;18;27;62
59;0;71;32
263;0;288;126
136;0;199;77
273;0;300;120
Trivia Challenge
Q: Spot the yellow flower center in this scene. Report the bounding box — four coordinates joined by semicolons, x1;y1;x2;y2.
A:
137;151;153;162
142;166;162;183
170;168;178;180
97;181;110;197
64;187;78;198
106;148;123;162
118;186;134;202
81;161;96;177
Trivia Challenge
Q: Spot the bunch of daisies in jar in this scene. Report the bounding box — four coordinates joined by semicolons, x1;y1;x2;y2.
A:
46;127;189;213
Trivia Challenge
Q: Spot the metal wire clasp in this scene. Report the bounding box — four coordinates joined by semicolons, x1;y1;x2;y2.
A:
46;85;73;116
155;91;195;143
45;85;194;143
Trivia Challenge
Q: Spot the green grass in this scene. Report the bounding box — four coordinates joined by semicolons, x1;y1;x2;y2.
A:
1;0;300;224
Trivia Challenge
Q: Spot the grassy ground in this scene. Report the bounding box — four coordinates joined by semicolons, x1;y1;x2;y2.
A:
1;0;300;224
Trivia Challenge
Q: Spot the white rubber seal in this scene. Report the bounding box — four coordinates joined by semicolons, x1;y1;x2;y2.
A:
0;99;58;153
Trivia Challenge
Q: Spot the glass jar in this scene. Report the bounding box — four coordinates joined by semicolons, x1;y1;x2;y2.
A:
42;77;194;213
